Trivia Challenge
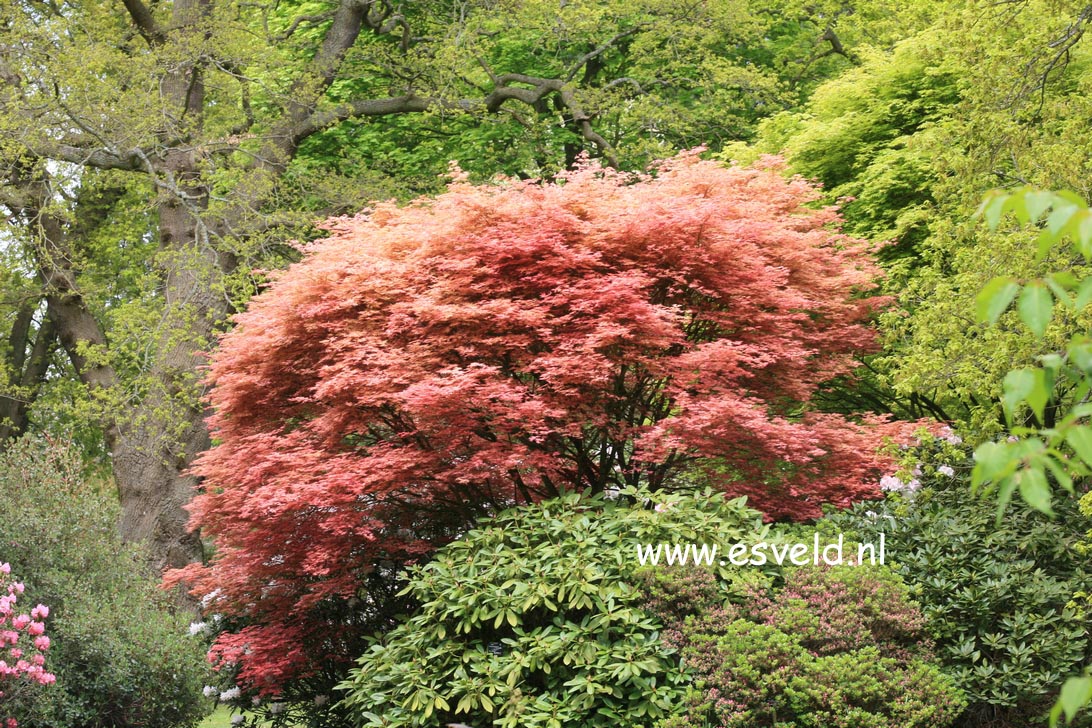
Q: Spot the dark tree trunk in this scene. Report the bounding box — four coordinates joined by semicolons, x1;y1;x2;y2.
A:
109;0;221;572
0;303;55;444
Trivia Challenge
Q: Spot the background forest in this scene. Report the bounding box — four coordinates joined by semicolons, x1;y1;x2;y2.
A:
4;0;1092;726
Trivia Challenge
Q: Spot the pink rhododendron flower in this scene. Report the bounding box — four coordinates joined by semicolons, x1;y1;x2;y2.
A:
0;564;55;714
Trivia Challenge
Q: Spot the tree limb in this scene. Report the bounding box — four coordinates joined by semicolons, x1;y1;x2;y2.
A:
120;0;166;45
564;26;644;83
293;74;620;166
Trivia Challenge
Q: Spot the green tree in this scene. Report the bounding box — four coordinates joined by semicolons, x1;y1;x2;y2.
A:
730;0;1092;432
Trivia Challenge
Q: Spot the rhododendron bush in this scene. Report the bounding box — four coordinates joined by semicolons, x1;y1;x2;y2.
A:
0;563;54;725
168;152;922;691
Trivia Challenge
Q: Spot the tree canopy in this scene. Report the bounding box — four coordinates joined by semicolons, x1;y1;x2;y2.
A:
167;152;921;690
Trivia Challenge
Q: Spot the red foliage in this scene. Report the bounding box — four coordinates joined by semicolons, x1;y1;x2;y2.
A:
166;152;922;690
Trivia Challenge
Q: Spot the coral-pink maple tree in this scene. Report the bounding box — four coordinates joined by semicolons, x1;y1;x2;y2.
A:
168;152;922;691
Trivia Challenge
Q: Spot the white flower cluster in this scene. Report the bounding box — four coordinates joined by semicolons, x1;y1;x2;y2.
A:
200;588;223;609
939;425;962;445
879;474;920;494
220;686;241;702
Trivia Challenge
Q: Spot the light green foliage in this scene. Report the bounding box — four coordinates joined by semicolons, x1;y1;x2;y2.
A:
730;0;1092;430
726;33;958;258
295;0;943;183
874;1;1092;431
338;489;768;728
0;435;211;728
971;190;1092;727
971;189;1092;520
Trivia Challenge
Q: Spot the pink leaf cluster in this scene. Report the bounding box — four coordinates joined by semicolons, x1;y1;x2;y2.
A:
167;152;924;689
0;562;55;724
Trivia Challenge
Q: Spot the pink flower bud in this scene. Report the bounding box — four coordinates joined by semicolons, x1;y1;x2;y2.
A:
30;605;48;620
0;563;9;575
33;636;49;651
27;622;44;636
11;615;28;630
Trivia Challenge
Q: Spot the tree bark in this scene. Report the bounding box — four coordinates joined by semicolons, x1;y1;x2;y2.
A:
0;302;55;445
107;0;220;571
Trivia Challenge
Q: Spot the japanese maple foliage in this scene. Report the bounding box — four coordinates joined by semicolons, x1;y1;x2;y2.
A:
167;151;923;692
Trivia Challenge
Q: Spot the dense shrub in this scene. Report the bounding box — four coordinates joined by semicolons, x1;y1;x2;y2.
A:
827;434;1092;727
338;489;768;728
641;562;965;728
0;436;210;728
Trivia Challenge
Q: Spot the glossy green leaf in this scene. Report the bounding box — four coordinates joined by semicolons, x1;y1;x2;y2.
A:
1025;190;1056;223
1018;281;1053;337
976;276;1021;323
1017;467;1053;515
983;194;1007;230
1066;426;1092;466
1002;368;1036;421
1054;675;1092;725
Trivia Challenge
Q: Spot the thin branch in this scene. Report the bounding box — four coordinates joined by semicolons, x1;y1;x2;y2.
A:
275;11;335;41
563;25;644;83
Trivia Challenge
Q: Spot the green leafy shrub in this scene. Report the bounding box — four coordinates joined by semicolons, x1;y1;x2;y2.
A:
338;489;769;728
827;433;1092;727
642;562;964;728
0;436;210;728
